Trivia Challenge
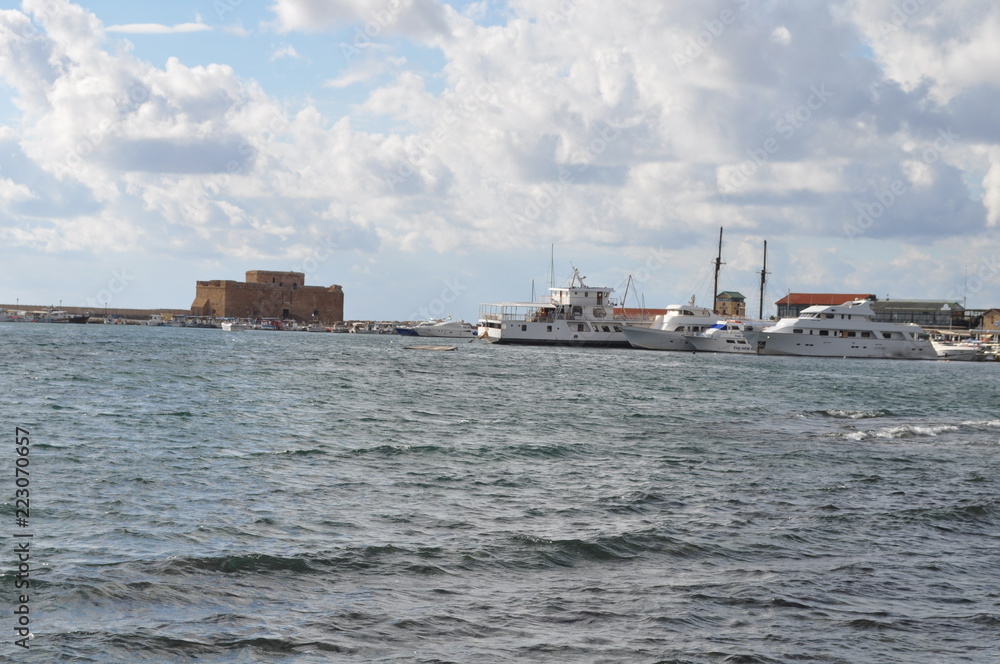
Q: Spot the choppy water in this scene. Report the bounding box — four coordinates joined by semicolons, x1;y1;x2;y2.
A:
2;323;999;663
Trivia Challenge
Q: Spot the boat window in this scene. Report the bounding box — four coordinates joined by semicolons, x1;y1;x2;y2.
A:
819;330;829;336
845;331;856;337
882;332;893;339
861;331;870;338
521;325;527;331
603;326;611;332
726;339;735;343
547;325;552;332
614;325;621;332
578;323;585;332
793;329;803;334
825;313;834;318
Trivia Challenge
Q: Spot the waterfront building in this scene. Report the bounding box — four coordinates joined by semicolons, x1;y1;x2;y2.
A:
870;299;964;328
715;291;746;318
775;293;875;318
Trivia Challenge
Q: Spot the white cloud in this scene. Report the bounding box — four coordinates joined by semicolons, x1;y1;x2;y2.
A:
268;0;453;41
2;0;1000;313
105;22;212;34
269;44;302;61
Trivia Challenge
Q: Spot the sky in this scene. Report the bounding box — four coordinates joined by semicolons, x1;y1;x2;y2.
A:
1;0;1000;321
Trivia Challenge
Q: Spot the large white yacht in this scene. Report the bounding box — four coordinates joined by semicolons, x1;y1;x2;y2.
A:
749;299;937;359
684;320;764;353
620;298;719;351
396;317;476;338
477;268;652;346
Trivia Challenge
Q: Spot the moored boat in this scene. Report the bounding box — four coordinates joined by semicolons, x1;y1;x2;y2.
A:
621;298;719;351
396;317;476;338
932;340;987;361
684;319;764;353
477;267;652;346
221;320;250;332
750;299;937;359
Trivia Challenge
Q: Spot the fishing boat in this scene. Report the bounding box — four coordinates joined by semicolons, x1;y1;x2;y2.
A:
749;299;938;359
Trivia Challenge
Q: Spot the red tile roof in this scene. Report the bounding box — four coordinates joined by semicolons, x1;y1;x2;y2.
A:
775;293;875;306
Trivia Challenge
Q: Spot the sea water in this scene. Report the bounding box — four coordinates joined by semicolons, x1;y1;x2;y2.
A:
1;323;998;663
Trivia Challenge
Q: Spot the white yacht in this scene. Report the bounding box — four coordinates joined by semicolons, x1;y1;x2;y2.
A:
749;299;937;359
931;340;987;361
396;317;476;338
620;298;719;351
684;320;764;353
477;268;652;346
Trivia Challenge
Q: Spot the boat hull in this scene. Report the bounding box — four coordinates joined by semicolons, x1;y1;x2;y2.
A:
621;326;696;351
413;327;475;338
479;322;632;347
754;333;937;359
685;335;757;353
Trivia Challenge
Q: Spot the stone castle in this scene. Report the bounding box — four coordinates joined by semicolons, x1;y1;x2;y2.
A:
191;270;344;323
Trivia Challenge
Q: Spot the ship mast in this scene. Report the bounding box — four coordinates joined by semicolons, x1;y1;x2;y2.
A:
712;226;724;314
759;240;768;319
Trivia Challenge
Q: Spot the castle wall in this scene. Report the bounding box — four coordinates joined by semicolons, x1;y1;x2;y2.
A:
191;275;344;323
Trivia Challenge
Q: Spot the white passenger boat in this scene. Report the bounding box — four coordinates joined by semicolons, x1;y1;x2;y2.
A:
221;320;250;331
684;320;764;353
620;298;719;351
749;299;937;359
477;268;652;346
396;317;476;338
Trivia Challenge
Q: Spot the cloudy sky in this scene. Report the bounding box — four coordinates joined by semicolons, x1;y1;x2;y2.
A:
1;0;999;320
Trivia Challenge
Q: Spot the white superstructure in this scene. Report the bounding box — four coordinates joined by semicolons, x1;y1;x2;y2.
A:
750;299;937;359
620;298;719;351
684;320;764;353
477;268;651;346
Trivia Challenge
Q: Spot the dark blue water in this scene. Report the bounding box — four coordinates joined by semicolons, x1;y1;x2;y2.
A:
2;323;998;663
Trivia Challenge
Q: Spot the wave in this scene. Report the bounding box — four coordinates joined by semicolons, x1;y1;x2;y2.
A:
508;529;723;567
844;423;960;441
818;408;888;419
156;553;318;575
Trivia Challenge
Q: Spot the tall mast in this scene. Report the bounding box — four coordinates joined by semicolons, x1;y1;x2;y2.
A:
759;240;768;319
712;226;724;314
549;244;555;290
